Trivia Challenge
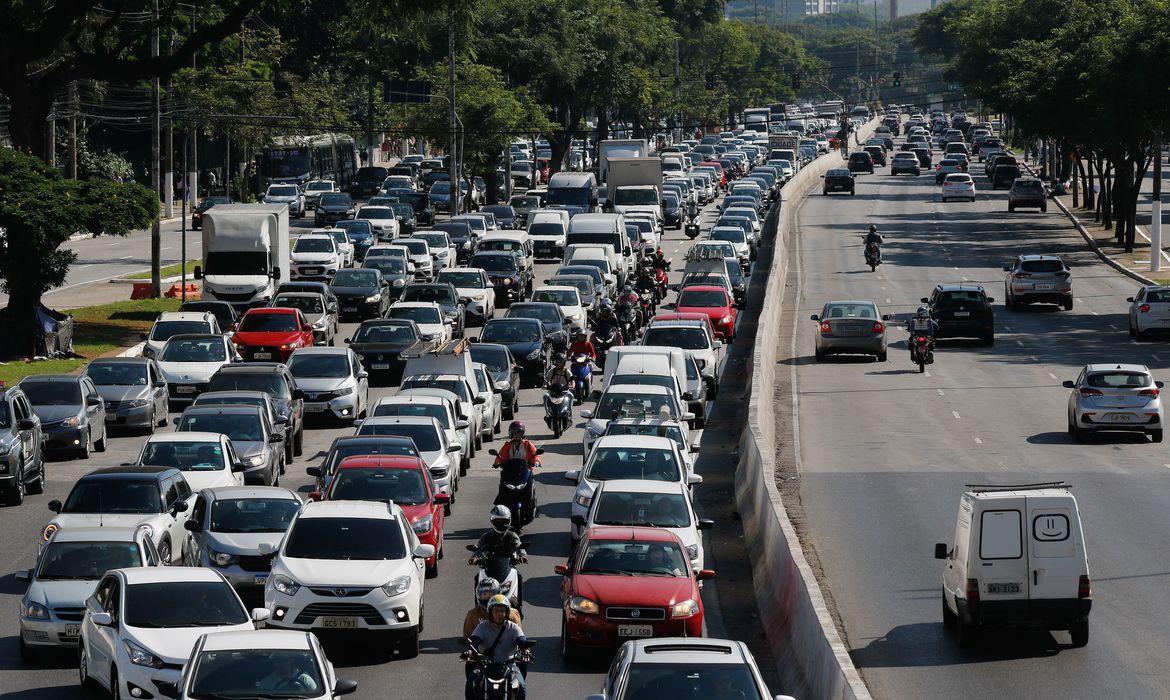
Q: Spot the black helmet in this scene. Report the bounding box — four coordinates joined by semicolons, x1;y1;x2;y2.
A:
869;224;877;234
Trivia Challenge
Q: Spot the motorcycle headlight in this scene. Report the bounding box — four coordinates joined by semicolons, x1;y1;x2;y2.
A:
272;574;300;596
549;395;566;405
210;550;237;567
244;454;266;467
686;544;699;561
381;575;412;597
411;514;434;534
22;600;49;620
569;596;599;614
125;639;165;668
671;599;700;618
526;348;541;360
574;493;592;508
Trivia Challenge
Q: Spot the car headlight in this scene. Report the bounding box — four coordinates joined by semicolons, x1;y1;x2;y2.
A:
244;455;266;467
365;293;383;303
272;574;300;596
411;514;434;534
312;317;328;329
671;599;700;618
686;544;699;561
334;387;354;397
469;292;485;301
125;639;165;668
126;398;150;408
574;493;592;508
569;596;599;614
526;348;541;360
0;442;11;457
393;278;406;287
381;575;412;597
503;278;513;286
720;315;732;323
22;600;49;620
42;523;58;542
63;416;80;427
210;550;237;567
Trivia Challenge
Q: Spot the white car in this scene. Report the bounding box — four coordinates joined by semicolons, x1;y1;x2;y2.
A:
371;392;473;473
1065;363;1165;442
17;526;157;657
155;334;239;406
708;227;751;267
436;267;495;322
399;374;485;455
591;638;788;700
576;479;712;569
263;184;304;219
531;285;587;332
411;231;456;271
472;363;503;439
354;415;461;498
601;416;698;478
171;629;356;700
263;500;433;656
355;205;401;241
392;239;434;280
302;180;337;210
564;435;700;543
315;227;354;267
1128;285;1170;337
941;173;976;202
388;301;451;343
78;567;264;698
142;311;221;360
288;347;369;424
580;384;694;456
290;234;345;280
134;432;245;491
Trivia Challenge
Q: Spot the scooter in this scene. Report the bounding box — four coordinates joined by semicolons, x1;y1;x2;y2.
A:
462;638;535;700
490;454;540;531
570;355;592;402
617;302;640;342
543;383;573;438
865;242;882;272
467;542;526;612
910;334;935;373
591;325;623;367
653;267;669;298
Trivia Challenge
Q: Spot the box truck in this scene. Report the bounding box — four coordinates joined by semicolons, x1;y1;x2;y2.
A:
194;204;290;309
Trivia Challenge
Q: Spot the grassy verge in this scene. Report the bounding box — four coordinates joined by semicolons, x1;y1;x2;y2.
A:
124;260;199;280
0;298;181;385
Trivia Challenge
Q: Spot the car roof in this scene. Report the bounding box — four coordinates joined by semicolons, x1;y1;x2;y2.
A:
391;301;442;310
88;357;152;366
586;525;680;543
120;566;227;585
360;415;442;428
19;374;83;384
242;307;296;316
934;283;986;292
181;405;264;416
679;285;727;294
202;485;301;501
199;629;313;652
49;525;145;543
214;363;286;374
593;435;676;449
1017;254;1063;262
81;466;176;480
597;478;686;495
299;499;397;519
603;383;672;396
155;312;213;322
289;346;349;357
336;455;425;470
626;638;751;665
1084;363;1149;373
145;432;224;443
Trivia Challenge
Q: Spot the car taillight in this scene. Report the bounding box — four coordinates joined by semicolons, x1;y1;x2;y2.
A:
872;322;884;333
1139;388;1160;398
1140;304;1151;313
1079;388;1103;397
1012;272;1031;279
1078;575;1091;599
819;322;832;334
965;578;980;602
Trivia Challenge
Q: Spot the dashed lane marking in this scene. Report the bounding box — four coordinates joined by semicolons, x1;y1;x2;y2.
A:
951;410;961;420
974;437;983;444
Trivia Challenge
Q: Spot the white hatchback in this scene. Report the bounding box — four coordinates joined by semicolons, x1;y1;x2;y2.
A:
941;173;976;202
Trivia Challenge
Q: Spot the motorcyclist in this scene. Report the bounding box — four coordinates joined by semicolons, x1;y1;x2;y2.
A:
651;248;670;271
864;224;883;246
907;306;938;357
545;352;573;388
492;421;541;471
470;505;526;565
466;595;529;700
463;578;522;638
568;330;597;362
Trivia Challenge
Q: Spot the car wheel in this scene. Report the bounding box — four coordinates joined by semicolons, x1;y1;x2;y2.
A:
1070;618;1089;647
285;434;294;463
1041;205;1048;213
1151;429;1164;443
982;333;995;347
942;592;957;628
28;459;45;495
1068;416;1082;440
78;430;92;460
1008;204;1015;212
815;349;825;362
398;626;420;659
79;642;96;691
561;617;578;664
956;613;979;649
877;350;888;362
7;467;25;506
294;427;304;457
1063;296;1074;311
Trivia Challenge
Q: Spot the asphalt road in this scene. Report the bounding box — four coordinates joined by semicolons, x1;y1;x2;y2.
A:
0;192;786;698
787;136;1170;698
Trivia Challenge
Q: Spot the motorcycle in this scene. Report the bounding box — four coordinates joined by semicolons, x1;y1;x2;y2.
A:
490;453;540;532
570;354;592;401
637;286;656;319
467;541;526;611
462;638;535;700
910;334;935;373
865;241;882;272
543;382;573;438
591;324;623;367
617;302;640;342
653;267;669;299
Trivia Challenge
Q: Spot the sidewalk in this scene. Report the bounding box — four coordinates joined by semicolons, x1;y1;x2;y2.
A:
1051;191;1170;286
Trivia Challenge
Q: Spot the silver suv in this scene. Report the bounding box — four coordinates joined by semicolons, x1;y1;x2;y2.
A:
0;385;44;505
1003;255;1072;310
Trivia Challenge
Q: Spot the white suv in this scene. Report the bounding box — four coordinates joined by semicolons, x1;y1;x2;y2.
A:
290;234;345;281
263;500;434;657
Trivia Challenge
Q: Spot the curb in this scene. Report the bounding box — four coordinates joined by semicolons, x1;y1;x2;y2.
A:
108;273;191;286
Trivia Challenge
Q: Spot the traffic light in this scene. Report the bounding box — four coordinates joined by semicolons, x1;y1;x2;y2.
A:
892;72;902;87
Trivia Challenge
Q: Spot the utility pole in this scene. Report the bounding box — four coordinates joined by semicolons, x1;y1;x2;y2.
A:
164;32;175;219
854;0;861;106
181;135;190;302
1153;137;1163;272
186;6;199;210
674;40;681;143
68;81;78;179
150;0;162;298
448;0;459;217
46;102;56;167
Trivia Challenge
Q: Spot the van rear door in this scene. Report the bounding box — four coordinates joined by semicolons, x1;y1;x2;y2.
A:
975;498;1029;602
1026;495;1081;600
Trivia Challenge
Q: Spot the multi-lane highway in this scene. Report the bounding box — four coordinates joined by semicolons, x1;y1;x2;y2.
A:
786;134;1170;698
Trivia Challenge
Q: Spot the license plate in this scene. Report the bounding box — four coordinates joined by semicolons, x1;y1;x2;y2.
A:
303;268;321;275
63;624;81;637
305;403;327;412
254;575;269;586
986;582;1021;595
618;625;654;638
1107;413;1134;422
105;414;117;422
371;363;390;370
1035;284;1053;290
320;616;358;629
175;386;196;394
953;311;970;317
253;352;272;360
343;306;357;312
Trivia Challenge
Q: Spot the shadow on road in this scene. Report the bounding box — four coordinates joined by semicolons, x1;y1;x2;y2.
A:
850;622;1067;669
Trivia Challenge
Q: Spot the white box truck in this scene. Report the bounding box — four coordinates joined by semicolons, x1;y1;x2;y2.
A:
597;139;649;188
606;157;664;223
194;204;290;309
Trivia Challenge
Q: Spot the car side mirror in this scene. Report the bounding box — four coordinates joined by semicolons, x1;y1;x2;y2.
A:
269;433;284;443
934;542;950;559
696;569;716;581
474;395;486;405
920;297;929;304
193;265;204;280
986;298;995;304
579;409;593;419
91;612;114;627
687;474;704;486
413;543;436;559
15;569;30;582
306;466;322;478
554;563;570;576
257;542;278;555
86;395;102;407
1158;381;1166;389
809;314;819;321
17;418;36;431
48;499;62;513
172;500;189;514
139;332;149;341
334;680;358;697
1002;264;1012;272
697;518;715;530
564;469;580;482
571;514;586;526
231;461;248;473
447;444;461;453
251;607;272;622
434;492;451;504
184;520;203;533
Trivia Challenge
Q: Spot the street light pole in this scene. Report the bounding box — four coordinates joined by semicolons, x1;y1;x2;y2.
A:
1153;137;1163;272
448;0;459;217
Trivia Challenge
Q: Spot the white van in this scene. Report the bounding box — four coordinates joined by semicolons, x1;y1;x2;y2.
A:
565;245;620;290
935;482;1091;648
477;232;533;275
603;346;689;396
567;213;632;278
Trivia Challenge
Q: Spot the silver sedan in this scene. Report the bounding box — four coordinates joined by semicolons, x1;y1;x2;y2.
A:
811;300;889;362
1064;363;1164;442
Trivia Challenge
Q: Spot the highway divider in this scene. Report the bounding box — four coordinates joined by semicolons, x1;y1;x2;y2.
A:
735;121;878;700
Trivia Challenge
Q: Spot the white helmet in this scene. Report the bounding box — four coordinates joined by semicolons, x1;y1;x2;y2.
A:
489;505;512;532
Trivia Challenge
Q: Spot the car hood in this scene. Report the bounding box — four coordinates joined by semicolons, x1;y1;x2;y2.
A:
303;311;326;325
156;361;225;383
331;285;380;297
206;531;283;554
494;340;540;358
318;205;352;213
232;330;302;345
95;385;151;402
290;253;337;264
31;405;84;423
128;622;255;666
573;573;695;608
415;322;444;338
26;579;101;608
181;469;238;492
675;306;725;320
233;441;267;459
52;513;163;532
350;341;417;355
278;556;413;588
453;286;488;298
294;377;351;393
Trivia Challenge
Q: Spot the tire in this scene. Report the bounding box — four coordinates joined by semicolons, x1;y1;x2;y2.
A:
561;617;578;664
425;556;438;579
1151;429;1164;443
1041;205;1048;213
1130;320;1137;338
158;539;172;566
983;333;995;346
1070;618;1089;647
918;360;926;374
877;350;888;362
1063;296;1074;311
398;626;420;659
28;459;45;495
815;349;826;362
294;426;304;457
1008;204;1015;212
79;642;97;691
942;592;957;628
6;467;25;506
285;434;294;463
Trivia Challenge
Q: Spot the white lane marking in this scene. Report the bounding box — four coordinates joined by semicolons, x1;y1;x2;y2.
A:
974;437;983;444
120;255;133;260
885;298;892;304
937;389;945;396
1108;324;1119;330
161;246;174;251
951;410;961;420
1048;372;1059;380
1003;326;1012;331
1091;310;1100;316
1015;340;1024;346
1075;298;1084;303
106;242;119;247
1154;354;1164;361
924;371;931;377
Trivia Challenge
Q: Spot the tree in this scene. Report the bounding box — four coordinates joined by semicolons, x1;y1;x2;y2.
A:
0;149;158;357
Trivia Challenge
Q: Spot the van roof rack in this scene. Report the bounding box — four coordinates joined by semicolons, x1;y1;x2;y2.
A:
965;481;1070;492
399;338;469;360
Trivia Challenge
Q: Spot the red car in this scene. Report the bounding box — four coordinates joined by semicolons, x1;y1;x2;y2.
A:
232;307;314;362
674;285;737;340
697;161;727;188
321;455;448;575
556;526;713;654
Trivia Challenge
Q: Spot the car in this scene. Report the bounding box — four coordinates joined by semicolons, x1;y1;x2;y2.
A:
287;347;369;424
194;390;293;463
1064;364;1164;442
322;455;448;575
302;179;337;210
940;173;976;202
675;285;737;341
333;219;376;261
307;434;422;492
328;267;392;321
290;234;344;281
133;432;246;491
78;567;264;699
204;363;305;460
394;238;434;280
863;145;887;167
179;300;238;333
319;227;355;267
934;158;963;184
276;281;340;317
573;479;712;569
922;284;996;345
349;166;390;197
17;525;158;658
556;525;712;654
482;204;518;230
810;300;889;362
708;227;752;268
175;404;284;486
1003;255;1073;310
821;168;855;195
580;388;695;458
911;147;933;168
506;300;570;345
471;251;530;306
436;267;495;323
1009;177;1048;212
472;362;503;439
355;205;401;241
532;285;587;332
191;196;230;229
588;637;789;700
388;301;452;344
401;282;466;338
469;342;522;420
263;499;434;656
398;373;485;451
155;334;240;409
428;180;464;215
271;291;339;346
0;383;44;505
1128;285;1170;338
479;318;550;386
410;231;457;273
141;311;222;360
891;152;921;176
371;392;473;474
263;184;304;218
232;308;315;363
83;357;170;434
185;486;303;590
345;318;434;386
353;414;461;499
44;466;193;564
847;151;874;174
643;317;722;392
314;192;356;227
386;202;418;237
18;375;107;458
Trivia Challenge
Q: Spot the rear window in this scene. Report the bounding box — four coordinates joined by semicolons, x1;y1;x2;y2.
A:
1085;371;1151;388
1146;289;1170;303
1014;180;1044;192
944;174;971;183
979;509;1022;560
1020;260;1064;273
934;291;985;304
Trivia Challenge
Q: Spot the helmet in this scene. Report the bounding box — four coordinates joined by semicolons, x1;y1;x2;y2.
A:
575;330;586;341
477;577;501;606
489;505;512;532
508;420;525;439
600;299;613;310
869;224;877;234
916;306;929;318
486;594;511;616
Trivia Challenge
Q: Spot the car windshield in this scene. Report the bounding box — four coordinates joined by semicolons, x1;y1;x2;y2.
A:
621;664;764;699
356;422;441;451
472;254;517;272
437;271;484;289
140;440;225;471
86;363;149;386
329;231;350;247
124;581;247;628
37;542;141;581
210;498;300;534
151;320;210;341
587;446;680;482
711;229;744;244
644;327;709;350
353;323;416;344
190;649;324;700
293;237;334;254
532;289;576;306
288;354;350;379
372;404;447;427
606;423;685;449
678;290;726;308
578;540;688;577
178;413;264;442
306;182;333;192
319;193;352;207
483;321;539;343
415;234;447;248
402;378;468;401
284;517;406;560
335;221;372;239
479;240;524;254
431;182;452;194
62;480;160;514
359;206;394;219
363;258;407;275
239;313;298;333
206;373;287;397
333;269;380;289
160;338;226;362
329;467;428;505
596;393;677;420
1086;371;1151;388
268;186;297;197
594;491;690;528
389;306;441;324
823;304;877;319
509;305;559;324
273;295;324;314
403;286;452;304
469;346;511;373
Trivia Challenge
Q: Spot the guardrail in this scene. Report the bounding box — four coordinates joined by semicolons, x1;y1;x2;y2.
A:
735;121;878;700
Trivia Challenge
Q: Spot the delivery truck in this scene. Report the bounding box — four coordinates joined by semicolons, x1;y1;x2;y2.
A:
194;204;291;310
605;157;664;223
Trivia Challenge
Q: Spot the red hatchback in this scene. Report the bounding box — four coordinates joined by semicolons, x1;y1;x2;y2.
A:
232;307;314;362
556;526;713;655
322;455;448;575
674;285;737;340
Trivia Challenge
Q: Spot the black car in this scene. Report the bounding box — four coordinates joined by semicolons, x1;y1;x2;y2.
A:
361;256;411;298
349;166;390;198
346;318;436;386
508;195;541;227
991;164;1022;189
911;147;933;169
505;301;569;346
401;282;466;338
847;152;874;175
333;219;376;261
314;192;356;226
329;268;391;321
205;363;305;460
478;317;549;387
192;196;230;230
435;221;475;264
393;191;435;226
822;168;855;195
471;251;529;306
468;342;521;419
275;281;339;316
179;300;238;331
557;264;610;300
388;202;417;236
662;193;684;229
922;284;995;345
863;145;887;167
1008;177;1047;212
724;257;747;309
482;204;517;230
308;435;421;491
